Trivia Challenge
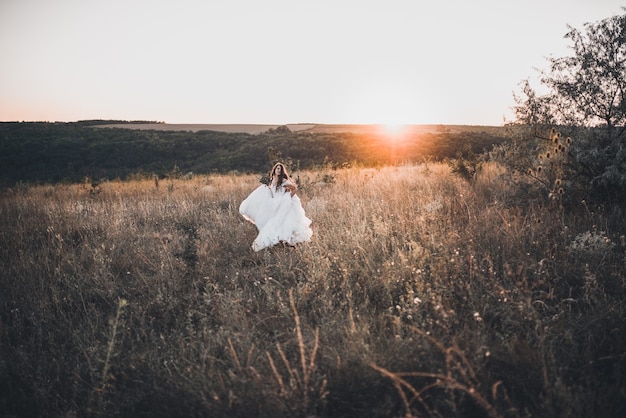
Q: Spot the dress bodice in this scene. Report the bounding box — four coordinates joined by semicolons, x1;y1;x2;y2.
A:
270;180;292;194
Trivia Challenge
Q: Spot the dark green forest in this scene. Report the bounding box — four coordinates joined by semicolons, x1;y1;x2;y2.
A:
0;121;508;185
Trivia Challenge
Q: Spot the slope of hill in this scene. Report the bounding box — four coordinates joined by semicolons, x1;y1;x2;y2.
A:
0;121;509;185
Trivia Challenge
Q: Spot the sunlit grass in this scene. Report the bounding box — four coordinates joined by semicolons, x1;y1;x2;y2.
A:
1;163;624;417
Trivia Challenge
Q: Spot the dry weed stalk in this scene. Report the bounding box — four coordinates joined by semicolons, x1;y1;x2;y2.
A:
266;289;325;410
88;298;128;413
100;298;128;392
372;326;503;418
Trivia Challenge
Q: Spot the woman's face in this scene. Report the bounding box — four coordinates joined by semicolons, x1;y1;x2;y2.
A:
274;165;283;175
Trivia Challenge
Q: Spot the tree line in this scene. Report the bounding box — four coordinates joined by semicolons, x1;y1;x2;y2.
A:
0;122;508;185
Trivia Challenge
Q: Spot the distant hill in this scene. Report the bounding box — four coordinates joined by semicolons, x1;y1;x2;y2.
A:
90;122;505;135
0;121;509;185
92;123;315;134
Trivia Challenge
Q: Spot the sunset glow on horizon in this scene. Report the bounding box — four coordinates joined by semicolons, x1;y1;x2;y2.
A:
378;124;410;141
1;0;624;126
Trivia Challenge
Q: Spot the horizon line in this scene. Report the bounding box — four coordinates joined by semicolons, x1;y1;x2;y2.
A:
0;120;505;127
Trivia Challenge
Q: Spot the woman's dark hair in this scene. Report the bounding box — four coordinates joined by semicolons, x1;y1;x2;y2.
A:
270;162;290;190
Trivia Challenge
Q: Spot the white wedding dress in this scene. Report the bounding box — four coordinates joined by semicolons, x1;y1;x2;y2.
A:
239;180;313;251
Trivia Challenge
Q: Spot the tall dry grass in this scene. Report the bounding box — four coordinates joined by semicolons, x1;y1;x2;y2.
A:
1;163;624;417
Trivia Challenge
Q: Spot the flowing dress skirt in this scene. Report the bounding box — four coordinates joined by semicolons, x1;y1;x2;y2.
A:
240;185;313;251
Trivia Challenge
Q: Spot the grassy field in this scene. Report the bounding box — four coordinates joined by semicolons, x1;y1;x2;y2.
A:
1;163;624;417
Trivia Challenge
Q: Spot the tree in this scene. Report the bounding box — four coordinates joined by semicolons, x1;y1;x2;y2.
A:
266;125;292;135
513;9;626;195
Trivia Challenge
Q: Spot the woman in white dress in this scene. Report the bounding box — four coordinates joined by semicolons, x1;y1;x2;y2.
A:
240;162;313;251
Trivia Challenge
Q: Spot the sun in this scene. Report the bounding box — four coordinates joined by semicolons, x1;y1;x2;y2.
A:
339;81;424;137
375;123;412;142
379;123;408;137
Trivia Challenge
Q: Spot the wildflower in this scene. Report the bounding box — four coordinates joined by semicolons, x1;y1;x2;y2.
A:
568;231;615;255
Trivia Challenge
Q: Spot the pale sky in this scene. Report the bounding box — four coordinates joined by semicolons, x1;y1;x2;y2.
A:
1;0;624;126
